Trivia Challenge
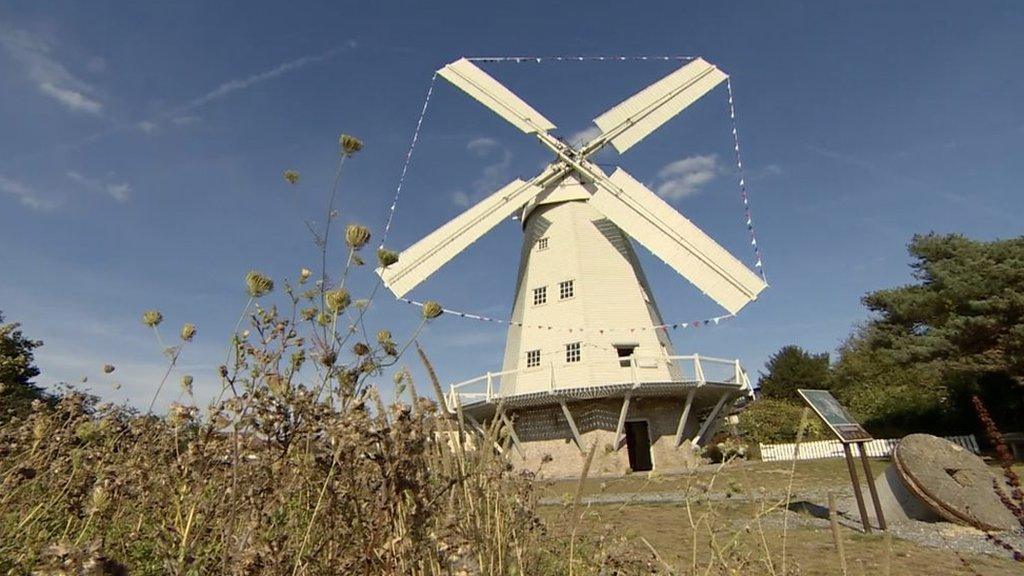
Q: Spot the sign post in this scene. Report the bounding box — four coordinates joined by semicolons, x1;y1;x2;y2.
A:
797;389;886;532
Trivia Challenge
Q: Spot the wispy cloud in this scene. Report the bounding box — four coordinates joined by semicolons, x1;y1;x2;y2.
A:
653;154;720;199
3;44;349;168
452;137;515;207
466;137;499;156
172;47;344;116
136;120;159;134
566;125;601;148
66;171;131;202
0;174;59;210
0;27;103;115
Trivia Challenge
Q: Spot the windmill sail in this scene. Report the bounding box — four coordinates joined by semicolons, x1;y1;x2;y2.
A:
589;169;766;314
592;58;726;154
379;177;546;297
438;58;556;134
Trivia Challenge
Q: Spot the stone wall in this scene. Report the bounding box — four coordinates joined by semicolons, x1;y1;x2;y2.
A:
504;396;708;479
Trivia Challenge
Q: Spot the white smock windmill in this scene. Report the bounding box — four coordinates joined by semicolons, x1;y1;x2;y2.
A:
380;57;767;477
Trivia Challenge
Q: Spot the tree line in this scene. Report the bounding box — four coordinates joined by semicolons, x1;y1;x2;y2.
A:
744;233;1023;443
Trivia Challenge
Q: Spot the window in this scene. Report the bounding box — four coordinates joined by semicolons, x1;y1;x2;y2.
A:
559;280;575;300
615;344;638;368
565;342;581;363
526;350;541;368
532;286;547;306
537;237;549;250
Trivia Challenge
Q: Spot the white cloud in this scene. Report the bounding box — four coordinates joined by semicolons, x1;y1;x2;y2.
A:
38;82;103;114
0;174;59;211
105;182;131;202
0;27;104;115
66;171;131;203
566;125;601;148
175;47;343;113
654;154;720;200
453;137;515;207
466;137;498;156
136;120;158;134
171;115;200;126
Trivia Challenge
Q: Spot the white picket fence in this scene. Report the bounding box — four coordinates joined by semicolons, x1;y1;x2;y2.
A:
759;434;979;462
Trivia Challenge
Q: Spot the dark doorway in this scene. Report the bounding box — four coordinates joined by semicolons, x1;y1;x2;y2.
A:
624;420;653;472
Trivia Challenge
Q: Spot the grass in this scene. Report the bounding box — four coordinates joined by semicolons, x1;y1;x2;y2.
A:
538;458;1024;575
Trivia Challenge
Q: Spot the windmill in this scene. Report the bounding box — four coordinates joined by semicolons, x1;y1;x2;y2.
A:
380;57;767;477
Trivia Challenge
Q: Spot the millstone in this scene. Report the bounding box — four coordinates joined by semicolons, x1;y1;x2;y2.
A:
892;433;1018;531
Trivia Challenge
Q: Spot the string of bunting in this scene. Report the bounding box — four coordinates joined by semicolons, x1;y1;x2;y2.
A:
466;55;696;63
379;72;438;249
378;55;767;331
397;297;735;333
726;78;767;282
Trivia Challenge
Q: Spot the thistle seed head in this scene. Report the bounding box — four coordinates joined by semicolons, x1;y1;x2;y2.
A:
180;374;194;394
299;268;311;284
102;364;115;374
245;271;274;298
283;170;300;185
180;323;197;342
339;134;363;155
142;310;163;328
345;224;371;250
325;288;351;314
422;301;443;320
377;248;399;268
352;342;370;356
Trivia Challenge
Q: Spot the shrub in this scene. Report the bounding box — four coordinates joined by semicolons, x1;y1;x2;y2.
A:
738;398;826;445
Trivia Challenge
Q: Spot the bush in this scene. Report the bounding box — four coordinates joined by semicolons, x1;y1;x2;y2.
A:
738;398;826;445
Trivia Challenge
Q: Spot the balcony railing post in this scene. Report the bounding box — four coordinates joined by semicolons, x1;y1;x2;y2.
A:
549;360;555;392
734;360;742;387
486;372;493;402
694;353;705;384
630;355;638;388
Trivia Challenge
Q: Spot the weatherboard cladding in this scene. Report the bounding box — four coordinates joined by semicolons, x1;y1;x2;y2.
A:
500;200;677;396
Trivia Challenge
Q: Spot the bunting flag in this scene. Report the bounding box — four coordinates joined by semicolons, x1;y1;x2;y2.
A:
397;297;735;333
381;56;768;330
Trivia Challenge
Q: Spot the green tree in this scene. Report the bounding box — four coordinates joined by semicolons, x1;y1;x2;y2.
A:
0;311;47;421
861;233;1024;385
832;233;1024;433
829;326;952;436
756;345;830;401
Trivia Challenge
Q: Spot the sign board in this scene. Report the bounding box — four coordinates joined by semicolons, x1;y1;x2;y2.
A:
797;389;872;443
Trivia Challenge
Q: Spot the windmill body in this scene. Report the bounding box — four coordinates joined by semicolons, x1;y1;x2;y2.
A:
379;57;767;478
500;183;682;397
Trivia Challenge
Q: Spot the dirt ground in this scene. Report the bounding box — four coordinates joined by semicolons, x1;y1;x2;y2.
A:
537;458;1024;575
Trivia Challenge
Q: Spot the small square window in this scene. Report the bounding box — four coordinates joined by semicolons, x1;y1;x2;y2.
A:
537;237;549;250
532;286;547;306
566;342;581;363
615;345;637;367
526;350;541;368
559;280;575;300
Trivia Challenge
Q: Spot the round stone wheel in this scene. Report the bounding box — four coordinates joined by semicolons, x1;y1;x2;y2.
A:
893;434;1018;532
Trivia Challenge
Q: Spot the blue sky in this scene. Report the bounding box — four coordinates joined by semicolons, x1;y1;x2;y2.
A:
1;1;1022;409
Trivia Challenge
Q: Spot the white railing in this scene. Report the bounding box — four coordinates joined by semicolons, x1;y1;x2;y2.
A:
446;354;751;411
758;435;980;462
